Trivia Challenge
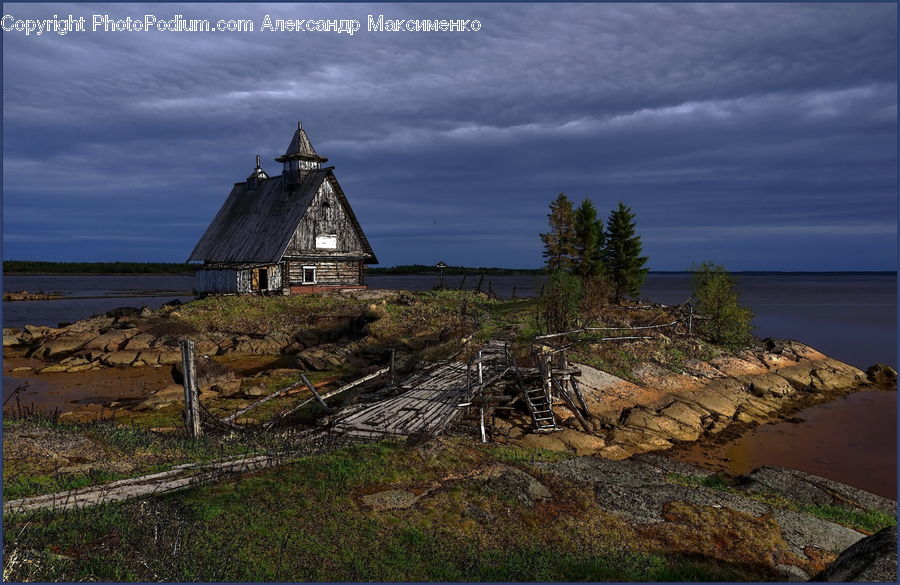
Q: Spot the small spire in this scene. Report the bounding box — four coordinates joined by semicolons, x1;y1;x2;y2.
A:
255;154;261;169
297;121;302;130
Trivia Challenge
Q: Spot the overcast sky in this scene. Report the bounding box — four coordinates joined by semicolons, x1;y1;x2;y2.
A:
3;2;897;270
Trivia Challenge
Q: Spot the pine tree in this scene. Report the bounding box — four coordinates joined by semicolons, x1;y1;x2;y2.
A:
539;193;577;271
603;202;648;303
573;198;605;277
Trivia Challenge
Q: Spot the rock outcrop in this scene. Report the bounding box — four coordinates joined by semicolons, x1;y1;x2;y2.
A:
507;339;877;460
813;526;897;582
534;455;892;580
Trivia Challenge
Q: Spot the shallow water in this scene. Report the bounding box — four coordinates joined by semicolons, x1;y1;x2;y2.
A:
673;389;897;499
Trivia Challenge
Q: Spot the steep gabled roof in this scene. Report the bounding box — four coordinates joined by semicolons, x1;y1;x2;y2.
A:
187;169;377;264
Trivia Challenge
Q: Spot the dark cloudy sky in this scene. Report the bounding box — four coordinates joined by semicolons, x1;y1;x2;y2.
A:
3;3;897;270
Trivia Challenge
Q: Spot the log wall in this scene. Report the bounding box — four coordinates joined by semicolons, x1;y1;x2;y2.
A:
282;180;365;257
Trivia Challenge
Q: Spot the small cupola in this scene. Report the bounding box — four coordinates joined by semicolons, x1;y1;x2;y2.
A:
275;121;328;191
246;155;269;192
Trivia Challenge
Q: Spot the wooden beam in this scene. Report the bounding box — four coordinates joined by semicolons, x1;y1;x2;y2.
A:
552;377;593;433
300;373;327;407
264;367;390;429
222;379;306;423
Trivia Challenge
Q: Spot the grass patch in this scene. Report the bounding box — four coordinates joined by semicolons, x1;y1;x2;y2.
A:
663;473;896;535
481;444;576;464
799;504;896;534
3;438;762;582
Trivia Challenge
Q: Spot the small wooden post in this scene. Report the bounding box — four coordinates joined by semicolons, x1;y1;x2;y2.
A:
543;353;553;404
389;349;396;383
477;350;487;443
180;339;202;438
688;304;694;335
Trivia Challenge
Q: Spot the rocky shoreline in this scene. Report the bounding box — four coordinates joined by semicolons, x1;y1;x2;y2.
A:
495;339;894;461
3;293;897;459
3;290;63;302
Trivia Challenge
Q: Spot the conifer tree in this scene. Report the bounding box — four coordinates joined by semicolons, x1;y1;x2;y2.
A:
691;262;754;346
573;198;605;277
603;202;648;303
539;193;577;271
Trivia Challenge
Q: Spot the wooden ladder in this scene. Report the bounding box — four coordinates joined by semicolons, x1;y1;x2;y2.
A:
523;386;557;430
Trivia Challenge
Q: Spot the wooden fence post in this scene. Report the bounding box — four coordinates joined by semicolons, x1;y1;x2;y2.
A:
389;349;396;384
180;339;202;438
477;350;487;443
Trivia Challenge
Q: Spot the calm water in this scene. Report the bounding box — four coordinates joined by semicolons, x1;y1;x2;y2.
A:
729;390;897;498
3;273;895;369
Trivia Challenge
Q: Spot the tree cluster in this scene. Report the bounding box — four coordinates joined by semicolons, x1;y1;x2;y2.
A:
539;194;648;306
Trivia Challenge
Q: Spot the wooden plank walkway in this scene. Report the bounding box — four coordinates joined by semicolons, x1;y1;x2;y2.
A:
331;342;510;442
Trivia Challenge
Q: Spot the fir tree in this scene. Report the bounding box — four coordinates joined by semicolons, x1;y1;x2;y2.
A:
573;198;605;277
691;262;754;346
539;193;577;271
603;202;648;303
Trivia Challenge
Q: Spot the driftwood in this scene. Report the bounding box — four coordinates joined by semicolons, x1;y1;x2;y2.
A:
264;367;390;429
552;378;593;433
533;321;679;342
222;379;308;423
4;451;303;514
569;377;592;418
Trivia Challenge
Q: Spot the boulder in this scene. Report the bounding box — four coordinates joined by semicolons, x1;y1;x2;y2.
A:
297;346;335;371
84;329;137;351
658;400;707;429
124;332;157;351
813;526;897;582
476;464;552;505
171;354;235;389
866;364;897;389
515;432;569;452
361;490;421;511
105;306;142;319
554;428;606;455
22;324;57;339
103;351;140;367
293;329;321;348
243;385;269;397
746;372;796;398
735;466;896;517
3;334;21;347
621;408;702;442
134;384;185;411
775;365;815;390
686;386;741;418
36;337;89;358
810;368;862;392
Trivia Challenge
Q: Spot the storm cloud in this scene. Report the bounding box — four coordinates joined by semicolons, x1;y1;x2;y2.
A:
3;2;897;269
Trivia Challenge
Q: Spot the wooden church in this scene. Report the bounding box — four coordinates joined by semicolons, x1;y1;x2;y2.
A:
188;122;377;295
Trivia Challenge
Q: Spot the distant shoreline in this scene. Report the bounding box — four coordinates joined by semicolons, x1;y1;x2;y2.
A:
2;260;896;277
